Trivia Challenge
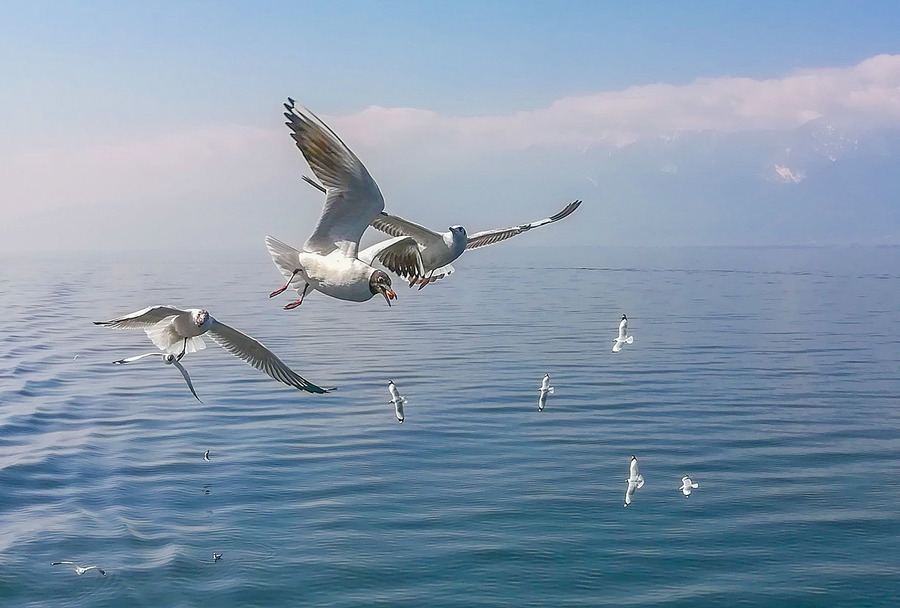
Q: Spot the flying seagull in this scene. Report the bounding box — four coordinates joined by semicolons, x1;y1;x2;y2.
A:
624;455;645;507
213;553;223;562
204;450;210;462
388;380;407;423
538;373;554;412
679;475;699;497
51;561;106;576
266;101;424;309
95;306;332;393
303;175;581;288
612;314;634;353
113;352;201;402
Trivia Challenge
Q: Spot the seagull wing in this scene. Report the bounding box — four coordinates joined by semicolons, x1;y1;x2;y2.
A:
207;318;331;394
465;200;582;250
113;352;164;364
284;103;384;257
94;305;185;329
358;236;426;279
370;212;443;245
172;359;202;402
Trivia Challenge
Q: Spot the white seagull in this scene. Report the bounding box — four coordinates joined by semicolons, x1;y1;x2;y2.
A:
388;380;407;423
112;352;201;402
624;455;645;507
213;553;223;562
303;175;581;289
266;100;424;309
679;475;699;497
203;450;210;461
95;306;332;394
51;561;106;576
612;314;634;353
538;373;554;412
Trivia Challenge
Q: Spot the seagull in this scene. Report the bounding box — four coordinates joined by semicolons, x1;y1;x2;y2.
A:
303;175;581;288
612;314;634;353
95;306;332;393
213;553;223;562
679;475;699;497
624;455;644;507
203;450;210;461
266;101;425;309
388;380;406;423
113;352;202;402
538;373;554;411
51;561;106;576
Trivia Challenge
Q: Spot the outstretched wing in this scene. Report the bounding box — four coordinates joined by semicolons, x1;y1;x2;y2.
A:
207;318;332;394
112;352;163;364
358;236;425;279
465;200;582;250
284;102;384;257
172;359;202;402
370;212;443;246
94;305;185;329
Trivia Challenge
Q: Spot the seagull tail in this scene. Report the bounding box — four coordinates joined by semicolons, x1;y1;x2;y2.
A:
265;235;305;286
625;336;634;344
548;387;554;394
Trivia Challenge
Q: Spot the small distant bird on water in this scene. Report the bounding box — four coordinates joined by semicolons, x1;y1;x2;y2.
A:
538;373;554;411
624;455;645;507
213;553;223;562
51;561;106;576
388;380;407;423
95;306;332;394
612;314;634;353
203;450;210;462
113;352;201;402
679;475;699;497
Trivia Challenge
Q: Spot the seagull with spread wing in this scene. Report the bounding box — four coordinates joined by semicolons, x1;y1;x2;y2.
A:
266;100;424;309
113;351;202;402
95;306;332;394
302;175;580;288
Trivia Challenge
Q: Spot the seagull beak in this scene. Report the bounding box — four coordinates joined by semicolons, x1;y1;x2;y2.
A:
380;287;396;306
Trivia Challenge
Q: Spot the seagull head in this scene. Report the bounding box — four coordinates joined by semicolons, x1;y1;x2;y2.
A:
621;314;627;321
194;309;211;327
369;270;396;306
448;225;466;238
163;354;177;365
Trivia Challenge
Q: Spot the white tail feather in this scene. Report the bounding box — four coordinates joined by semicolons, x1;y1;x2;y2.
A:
265;236;305;286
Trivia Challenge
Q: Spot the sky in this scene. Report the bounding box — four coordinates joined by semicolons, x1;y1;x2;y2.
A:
2;1;900;252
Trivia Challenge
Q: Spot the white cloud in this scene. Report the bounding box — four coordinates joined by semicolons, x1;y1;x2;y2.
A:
329;54;900;151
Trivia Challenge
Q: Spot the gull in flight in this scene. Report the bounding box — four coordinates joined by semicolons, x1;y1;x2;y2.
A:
95;306;332;394
612;314;634;353
679;475;699;497
538;373;554;412
204;450;210;461
303;175;581;288
213;553;223;562
113;352;201;402
388;380;406;423
266;100;424;309
51;561;106;576
624;455;645;507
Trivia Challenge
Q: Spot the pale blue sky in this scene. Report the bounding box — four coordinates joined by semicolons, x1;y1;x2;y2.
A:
2;1;900;250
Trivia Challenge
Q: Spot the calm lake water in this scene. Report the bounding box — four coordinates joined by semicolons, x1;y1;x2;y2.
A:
1;245;898;607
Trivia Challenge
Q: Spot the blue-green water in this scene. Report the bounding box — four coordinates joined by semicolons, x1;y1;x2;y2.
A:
1;246;898;606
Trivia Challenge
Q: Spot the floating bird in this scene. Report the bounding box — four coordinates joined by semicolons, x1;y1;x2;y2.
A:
204;450;210;462
95;306;332;394
388;380;407;423
266;101;424;309
303;175;581;288
679;475;699;497
538;373;554;411
113;352;201;402
212;553;223;562
612;314;634;353
624;455;645;507
51;561;106;576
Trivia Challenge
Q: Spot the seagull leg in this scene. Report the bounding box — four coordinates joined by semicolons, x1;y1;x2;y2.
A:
176;338;187;361
283;283;310;310
270;269;301;298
